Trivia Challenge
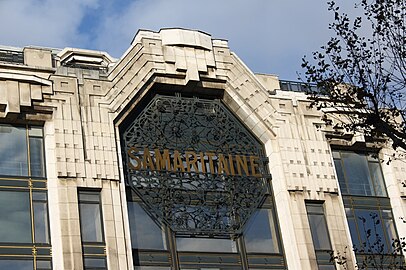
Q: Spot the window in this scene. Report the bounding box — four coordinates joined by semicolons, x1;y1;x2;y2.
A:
333;150;398;258
127;191;171;268
78;190;107;270
333;151;386;197
176;237;237;253
306;202;335;269
126;189;284;270
244;208;279;253
0;124;45;178
0;190;31;243
344;198;397;254
127;201;167;250
0;124;51;268
306;203;331;251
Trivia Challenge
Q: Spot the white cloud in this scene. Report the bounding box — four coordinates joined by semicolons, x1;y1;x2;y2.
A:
91;0;335;79
0;0;99;48
0;0;361;79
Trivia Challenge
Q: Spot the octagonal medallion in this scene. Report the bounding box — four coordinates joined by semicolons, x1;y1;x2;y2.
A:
122;94;269;236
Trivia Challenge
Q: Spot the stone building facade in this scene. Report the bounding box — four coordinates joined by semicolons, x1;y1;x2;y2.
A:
0;28;404;270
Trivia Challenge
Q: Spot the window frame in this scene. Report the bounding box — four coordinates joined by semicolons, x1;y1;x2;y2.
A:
332;149;399;259
333;150;387;197
0;123;51;268
126;188;286;270
0;124;46;179
78;189;107;270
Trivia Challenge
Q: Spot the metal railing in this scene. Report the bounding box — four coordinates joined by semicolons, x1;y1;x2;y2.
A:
279;80;318;93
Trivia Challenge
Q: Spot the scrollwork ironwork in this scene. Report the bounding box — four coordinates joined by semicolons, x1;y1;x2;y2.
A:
123;95;269;236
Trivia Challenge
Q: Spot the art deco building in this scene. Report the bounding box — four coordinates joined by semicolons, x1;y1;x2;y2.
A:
0;28;404;270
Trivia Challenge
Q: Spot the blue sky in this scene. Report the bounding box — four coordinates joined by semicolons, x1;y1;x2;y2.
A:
0;0;357;80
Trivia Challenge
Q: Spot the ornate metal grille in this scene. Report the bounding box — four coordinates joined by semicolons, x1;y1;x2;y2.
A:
123;95;269;236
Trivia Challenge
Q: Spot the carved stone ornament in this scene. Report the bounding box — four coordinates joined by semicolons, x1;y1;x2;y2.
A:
123;94;269;236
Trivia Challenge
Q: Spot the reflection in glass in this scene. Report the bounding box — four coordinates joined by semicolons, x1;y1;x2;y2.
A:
333;151;387;197
369;162;387;196
347;216;360;248
34;201;49;243
0;191;31;243
352;209;395;252
244;209;279;253
79;192;103;243
334;159;347;194
29;137;45;177
306;204;331;250
176;237;237;253
128;202;167;250
0;259;33;270
84;257;107;268
36;260;52;270
0;125;28;176
341;152;374;196
79;203;103;242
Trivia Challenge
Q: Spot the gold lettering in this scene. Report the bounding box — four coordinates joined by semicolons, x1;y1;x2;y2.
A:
128;147;263;178
228;154;235;175
155;149;171;171
206;152;215;173
218;154;230;175
185;151;198;172
143;148;155;170
235;155;249;176
127;146;141;170
250;156;261;177
199;152;206;173
173;150;185;172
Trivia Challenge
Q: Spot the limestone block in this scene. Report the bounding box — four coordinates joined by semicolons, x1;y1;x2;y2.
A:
23;47;52;68
6;80;20;113
173;47;187;71
30;84;42;100
0;81;6;105
19;82;31;106
161;28;212;50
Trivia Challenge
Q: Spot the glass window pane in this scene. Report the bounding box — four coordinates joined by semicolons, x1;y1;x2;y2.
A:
127;202;167;250
79;192;100;202
34;201;50;243
308;214;331;250
0;191;32;243
0;125;28;176
36;260;52;270
0;259;33;270
135;267;171;270
79;203;103;242
306;204;324;214
334;159;348;195
244;209;279;253
176;237;237;253
28;126;43;137
84;257;106;268
368;162;387;197
290;83;300;91
341;152;374;196
347;217;360;248
354;209;387;252
384;218;397;251
32;191;47;201
29;137;45;177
